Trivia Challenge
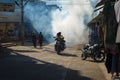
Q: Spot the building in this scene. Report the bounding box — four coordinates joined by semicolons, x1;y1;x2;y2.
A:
88;12;104;45
0;0;33;42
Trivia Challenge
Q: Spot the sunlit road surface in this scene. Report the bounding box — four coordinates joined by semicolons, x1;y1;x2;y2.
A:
0;44;109;80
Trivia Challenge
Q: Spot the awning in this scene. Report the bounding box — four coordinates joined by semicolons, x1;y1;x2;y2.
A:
88;12;103;26
95;0;105;8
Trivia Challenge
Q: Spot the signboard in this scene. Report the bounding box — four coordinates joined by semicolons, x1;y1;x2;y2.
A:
0;3;15;12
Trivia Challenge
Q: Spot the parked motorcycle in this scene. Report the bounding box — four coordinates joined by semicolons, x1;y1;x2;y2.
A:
54;37;65;54
81;44;105;62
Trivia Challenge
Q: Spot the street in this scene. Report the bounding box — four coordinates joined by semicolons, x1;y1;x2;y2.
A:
1;0;120;80
0;43;110;80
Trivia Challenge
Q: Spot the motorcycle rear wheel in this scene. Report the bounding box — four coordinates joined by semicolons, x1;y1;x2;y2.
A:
93;52;105;62
57;49;60;54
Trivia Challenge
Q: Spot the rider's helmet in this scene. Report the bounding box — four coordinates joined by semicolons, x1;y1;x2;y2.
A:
57;32;61;37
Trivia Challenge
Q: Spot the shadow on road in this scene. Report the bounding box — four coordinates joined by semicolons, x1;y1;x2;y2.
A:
0;48;93;80
14;41;50;47
0;46;12;58
14;50;39;53
43;49;78;57
59;53;78;57
83;59;105;63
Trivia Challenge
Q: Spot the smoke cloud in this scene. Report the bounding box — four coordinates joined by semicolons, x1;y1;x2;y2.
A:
25;0;99;46
50;0;99;45
25;2;63;43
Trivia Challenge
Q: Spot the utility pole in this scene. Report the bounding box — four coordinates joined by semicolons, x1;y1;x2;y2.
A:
20;0;24;45
14;0;30;45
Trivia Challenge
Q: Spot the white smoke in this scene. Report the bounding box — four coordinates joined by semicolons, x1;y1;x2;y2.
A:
51;0;98;46
24;0;99;45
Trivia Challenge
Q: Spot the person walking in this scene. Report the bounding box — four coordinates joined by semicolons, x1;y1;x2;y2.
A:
32;32;37;48
38;32;43;48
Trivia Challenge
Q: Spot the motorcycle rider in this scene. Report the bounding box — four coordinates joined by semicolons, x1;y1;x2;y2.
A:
55;32;65;51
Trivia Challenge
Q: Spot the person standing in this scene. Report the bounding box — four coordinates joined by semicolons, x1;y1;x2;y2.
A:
38;32;43;48
32;32;37;48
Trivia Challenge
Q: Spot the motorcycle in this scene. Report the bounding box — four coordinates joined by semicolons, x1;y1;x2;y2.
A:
81;44;105;62
54;37;65;54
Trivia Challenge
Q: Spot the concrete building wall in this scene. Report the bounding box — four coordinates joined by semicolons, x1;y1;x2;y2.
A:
0;9;21;22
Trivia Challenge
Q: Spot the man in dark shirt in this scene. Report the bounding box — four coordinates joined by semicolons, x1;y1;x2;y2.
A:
32;32;37;48
38;32;43;48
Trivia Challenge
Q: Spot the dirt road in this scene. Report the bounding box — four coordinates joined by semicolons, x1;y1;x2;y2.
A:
0;44;110;80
